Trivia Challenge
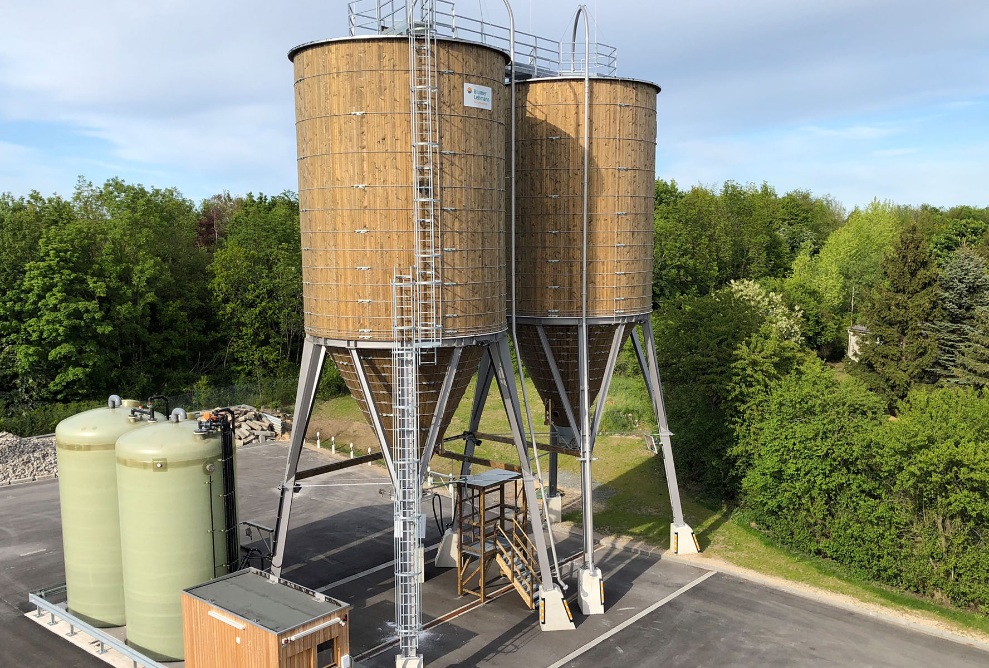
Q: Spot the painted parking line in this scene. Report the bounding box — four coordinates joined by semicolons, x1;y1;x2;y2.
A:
315;542;441;592
281;526;395;575
546;570;716;668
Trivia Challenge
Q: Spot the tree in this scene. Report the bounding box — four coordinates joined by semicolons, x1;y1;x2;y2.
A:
0;193;75;404
873;387;989;607
739;360;894;573
4;178;209;403
653;182;720;302
853;223;940;407
951;306;989;387
929;247;989;382
209;192;304;380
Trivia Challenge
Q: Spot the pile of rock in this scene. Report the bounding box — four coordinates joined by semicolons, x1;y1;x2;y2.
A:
0;432;57;483
228;406;291;447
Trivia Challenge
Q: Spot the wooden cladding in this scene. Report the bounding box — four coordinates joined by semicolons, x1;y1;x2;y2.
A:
292;37;510;341
182;591;349;668
330;345;483;452
514;77;659;318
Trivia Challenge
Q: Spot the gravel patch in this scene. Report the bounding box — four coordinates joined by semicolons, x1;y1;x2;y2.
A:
0;432;57;483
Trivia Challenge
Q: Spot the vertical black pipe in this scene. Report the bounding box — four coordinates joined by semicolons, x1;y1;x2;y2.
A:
215;408;240;572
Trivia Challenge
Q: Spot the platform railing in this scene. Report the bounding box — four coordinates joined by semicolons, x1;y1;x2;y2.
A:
348;0;618;77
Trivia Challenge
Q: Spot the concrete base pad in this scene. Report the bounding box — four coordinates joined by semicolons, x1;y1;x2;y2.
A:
395;655;423;668
433;528;458;568
671;523;700;555
539;586;576;631
578;566;605;615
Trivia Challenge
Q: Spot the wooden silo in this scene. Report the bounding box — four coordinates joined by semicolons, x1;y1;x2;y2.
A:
513;76;659;426
290;36;509;444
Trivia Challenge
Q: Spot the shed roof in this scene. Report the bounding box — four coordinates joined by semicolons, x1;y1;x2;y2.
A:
184;569;348;634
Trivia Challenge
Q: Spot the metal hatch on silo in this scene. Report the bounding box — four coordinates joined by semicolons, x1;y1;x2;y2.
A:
55;396;160;627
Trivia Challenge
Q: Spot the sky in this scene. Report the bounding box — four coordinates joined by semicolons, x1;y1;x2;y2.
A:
0;0;987;211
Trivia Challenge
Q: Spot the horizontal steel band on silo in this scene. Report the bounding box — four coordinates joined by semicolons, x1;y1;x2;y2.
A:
291;36;510;342
514;77;659;319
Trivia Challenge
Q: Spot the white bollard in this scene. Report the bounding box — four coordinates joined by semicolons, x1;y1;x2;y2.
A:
331;436;336;454
316;431;321;449
367;448;373;465
349;442;354;459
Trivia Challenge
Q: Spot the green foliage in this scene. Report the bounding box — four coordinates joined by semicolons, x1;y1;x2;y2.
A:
0;399;102;437
209;193;304;380
782;200;902;353
950;306;989;388
874;388;989;607
853;223;940;407
652;180;837;305
739;361;889;553
929;247;989;382
1;179;210;404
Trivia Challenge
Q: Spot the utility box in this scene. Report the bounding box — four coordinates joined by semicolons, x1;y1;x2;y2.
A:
182;568;350;668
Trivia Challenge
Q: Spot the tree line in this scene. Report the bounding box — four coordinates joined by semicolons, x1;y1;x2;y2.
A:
643;180;989;612
3;176;989;610
0;179;309;418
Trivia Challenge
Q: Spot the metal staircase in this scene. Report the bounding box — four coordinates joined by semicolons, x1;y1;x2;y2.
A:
455;472;538;609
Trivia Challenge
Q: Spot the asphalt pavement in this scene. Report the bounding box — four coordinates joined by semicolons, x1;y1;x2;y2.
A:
2;443;987;668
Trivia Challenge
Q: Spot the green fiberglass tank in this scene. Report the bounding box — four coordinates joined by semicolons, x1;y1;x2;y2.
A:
55;396;160;627
116;411;237;661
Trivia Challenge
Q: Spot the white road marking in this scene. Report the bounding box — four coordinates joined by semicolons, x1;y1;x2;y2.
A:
545;570;717;668
281;526;395;575
19;548;46;557
315;542;440;593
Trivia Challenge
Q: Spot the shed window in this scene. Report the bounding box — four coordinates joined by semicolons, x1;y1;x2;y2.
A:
316;638;336;667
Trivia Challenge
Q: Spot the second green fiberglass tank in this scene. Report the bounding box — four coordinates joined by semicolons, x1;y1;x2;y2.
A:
115;412;234;661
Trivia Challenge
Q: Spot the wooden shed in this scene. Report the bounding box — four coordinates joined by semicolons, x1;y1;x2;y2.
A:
182;568;350;668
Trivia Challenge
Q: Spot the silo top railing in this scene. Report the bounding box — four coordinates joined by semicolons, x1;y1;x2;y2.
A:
348;0;618;77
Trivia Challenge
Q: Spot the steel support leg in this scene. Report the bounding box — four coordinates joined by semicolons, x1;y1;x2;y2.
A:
632;318;698;554
424;348;464;570
489;336;574;631
271;338;327;577
350;348;398;485
578;323;624;615
576;325;604;615
419;346;463;481
461;349;494;477
535;325;581;438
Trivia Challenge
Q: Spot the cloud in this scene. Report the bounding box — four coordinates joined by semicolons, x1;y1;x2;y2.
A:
0;1;987;205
